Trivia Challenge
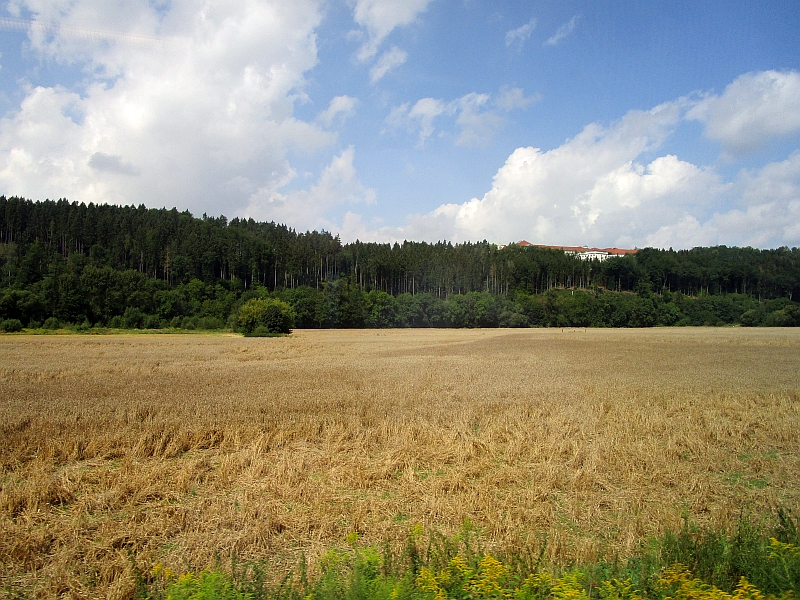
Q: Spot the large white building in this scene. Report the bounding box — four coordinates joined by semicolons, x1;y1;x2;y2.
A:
514;241;638;261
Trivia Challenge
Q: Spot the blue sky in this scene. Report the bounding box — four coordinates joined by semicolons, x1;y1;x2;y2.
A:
0;1;799;248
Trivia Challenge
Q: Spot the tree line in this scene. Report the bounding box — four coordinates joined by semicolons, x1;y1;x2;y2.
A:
1;196;799;330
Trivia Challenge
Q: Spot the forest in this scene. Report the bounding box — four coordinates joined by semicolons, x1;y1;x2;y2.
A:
1;196;800;330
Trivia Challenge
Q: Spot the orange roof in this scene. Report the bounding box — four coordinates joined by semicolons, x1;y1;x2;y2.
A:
515;242;638;255
600;247;638;255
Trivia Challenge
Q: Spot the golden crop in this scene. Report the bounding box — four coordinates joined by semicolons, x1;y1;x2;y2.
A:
1;328;799;598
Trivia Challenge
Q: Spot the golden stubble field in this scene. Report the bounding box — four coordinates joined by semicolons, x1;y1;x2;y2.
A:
1;328;800;598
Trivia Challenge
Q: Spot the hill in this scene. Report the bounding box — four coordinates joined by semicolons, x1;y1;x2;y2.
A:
1;196;799;329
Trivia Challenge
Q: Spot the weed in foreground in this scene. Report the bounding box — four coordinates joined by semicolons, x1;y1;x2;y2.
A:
141;516;800;600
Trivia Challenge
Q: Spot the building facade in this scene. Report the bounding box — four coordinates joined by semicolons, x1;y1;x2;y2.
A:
513;241;638;261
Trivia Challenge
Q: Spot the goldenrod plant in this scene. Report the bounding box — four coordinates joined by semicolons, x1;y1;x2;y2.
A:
140;527;800;600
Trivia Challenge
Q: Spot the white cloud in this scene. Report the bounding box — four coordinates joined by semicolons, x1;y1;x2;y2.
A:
653;150;800;248
385;97;447;147
645;192;800;250
495;86;541;111
454;93;504;147
738;149;800;206
317;95;359;127
350;100;753;246
505;17;536;51
687;70;800;155
351;0;433;61
369;46;407;82
245;146;376;231
386;87;538;148
544;16;578;46
349;77;800;248
424;102;689;244
0;14;162;47
89;151;140;175
0;0;338;217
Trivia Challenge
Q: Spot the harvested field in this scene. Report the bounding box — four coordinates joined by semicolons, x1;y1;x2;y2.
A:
1;328;800;598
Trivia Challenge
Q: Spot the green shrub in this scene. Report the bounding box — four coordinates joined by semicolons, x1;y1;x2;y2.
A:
740;309;764;327
122;307;145;329
237;298;295;334
42;316;60;329
143;314;161;329
197;316;224;330
0;318;23;332
244;325;275;337
181;316;198;330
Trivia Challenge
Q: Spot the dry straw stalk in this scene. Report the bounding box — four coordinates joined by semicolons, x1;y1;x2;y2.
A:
1;328;799;598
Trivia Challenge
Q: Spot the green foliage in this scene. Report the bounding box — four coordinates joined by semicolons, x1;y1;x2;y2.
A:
0;318;23;332
336;278;368;328
143;314;161;329
647;512;800;595
281;287;328;328
123;307;146;329
237;298;295;334
2;197;800;330
244;326;278;337
366;290;399;328
161;570;250;600
396;293;447;327
140;512;800;600
42;316;60;329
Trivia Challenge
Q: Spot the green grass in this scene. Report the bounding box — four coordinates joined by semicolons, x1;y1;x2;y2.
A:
140;511;800;600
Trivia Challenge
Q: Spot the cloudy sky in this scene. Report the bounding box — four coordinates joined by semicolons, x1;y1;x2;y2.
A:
0;1;799;248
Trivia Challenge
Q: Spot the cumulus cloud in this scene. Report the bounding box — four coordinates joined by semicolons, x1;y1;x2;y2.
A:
0;14;162;46
351;0;434;61
0;0;335;217
317;95;359;127
505;17;536;51
544;16;578;46
385;87;538;147
738;149;800;206
348;77;800;248
363;101;690;243
245;146;375;231
650;150;800;248
687;70;800;155
88;152;140;175
423;102;692;244
645;186;800;249
369;46;407;82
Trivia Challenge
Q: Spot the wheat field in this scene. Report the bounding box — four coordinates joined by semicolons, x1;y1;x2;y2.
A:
1;328;800;598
